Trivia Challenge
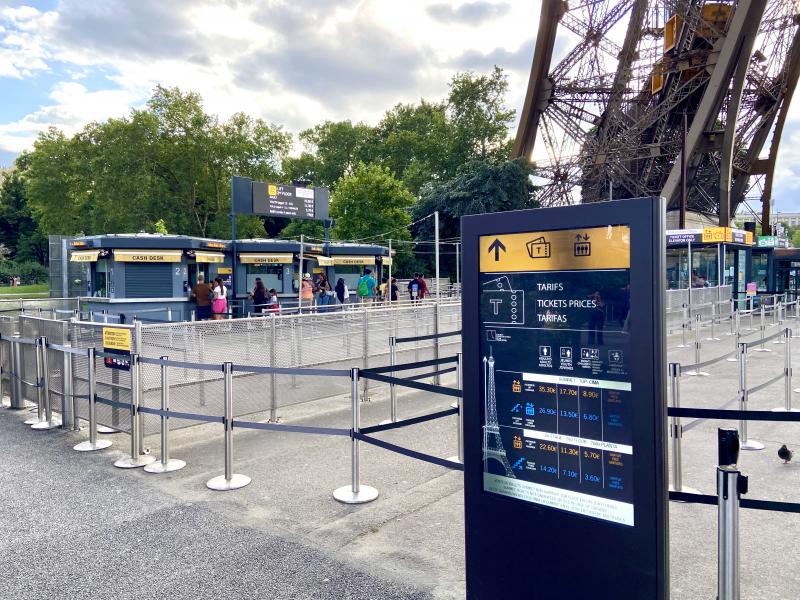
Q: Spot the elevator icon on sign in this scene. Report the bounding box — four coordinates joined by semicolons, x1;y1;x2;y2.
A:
574;233;591;257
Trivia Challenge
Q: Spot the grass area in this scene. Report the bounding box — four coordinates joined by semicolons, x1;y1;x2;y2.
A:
0;283;49;296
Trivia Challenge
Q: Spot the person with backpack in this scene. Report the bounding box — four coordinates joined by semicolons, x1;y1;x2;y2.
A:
417;273;429;299
408;273;421;302
357;268;376;303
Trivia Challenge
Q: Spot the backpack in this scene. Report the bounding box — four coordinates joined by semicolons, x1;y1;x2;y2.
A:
357;276;370;297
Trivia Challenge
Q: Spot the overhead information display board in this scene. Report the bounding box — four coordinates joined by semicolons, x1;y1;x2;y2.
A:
462;198;667;600
478;225;633;525
253;182;316;219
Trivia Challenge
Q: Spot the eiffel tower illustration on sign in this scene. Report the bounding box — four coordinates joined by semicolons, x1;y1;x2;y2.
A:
483;348;515;478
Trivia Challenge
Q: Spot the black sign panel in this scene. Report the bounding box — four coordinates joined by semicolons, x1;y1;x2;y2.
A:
462;198;667;600
103;348;130;371
253;182;315;219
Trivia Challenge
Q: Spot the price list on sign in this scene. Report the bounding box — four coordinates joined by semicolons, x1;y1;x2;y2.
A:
479;225;635;525
253;183;316;219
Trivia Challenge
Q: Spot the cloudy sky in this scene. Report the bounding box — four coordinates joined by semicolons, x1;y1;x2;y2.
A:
1;0;799;213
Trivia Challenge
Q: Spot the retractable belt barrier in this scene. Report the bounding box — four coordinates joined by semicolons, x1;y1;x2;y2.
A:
394;329;462;344
669;491;800;514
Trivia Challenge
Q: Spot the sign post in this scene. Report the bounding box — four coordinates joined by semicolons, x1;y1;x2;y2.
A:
462;197;667;599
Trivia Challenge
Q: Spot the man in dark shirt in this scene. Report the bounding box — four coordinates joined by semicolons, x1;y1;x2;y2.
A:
191;274;213;320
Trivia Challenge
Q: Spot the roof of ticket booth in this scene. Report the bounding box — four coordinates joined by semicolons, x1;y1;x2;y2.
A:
70;233;230;250
70;234;389;255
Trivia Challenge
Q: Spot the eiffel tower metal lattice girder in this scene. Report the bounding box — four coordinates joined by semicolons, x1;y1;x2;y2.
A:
511;0;800;229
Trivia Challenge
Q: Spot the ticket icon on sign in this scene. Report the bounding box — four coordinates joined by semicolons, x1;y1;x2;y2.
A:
526;236;551;259
482;277;525;325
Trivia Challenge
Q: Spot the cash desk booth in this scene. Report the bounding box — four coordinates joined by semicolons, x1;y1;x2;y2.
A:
69;234;231;321
665;226;754;298
233;239;392;310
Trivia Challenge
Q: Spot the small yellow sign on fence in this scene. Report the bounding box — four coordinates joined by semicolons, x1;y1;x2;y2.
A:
102;327;132;352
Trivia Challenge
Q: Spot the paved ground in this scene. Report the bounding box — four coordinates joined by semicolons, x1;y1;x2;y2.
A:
1;314;800;599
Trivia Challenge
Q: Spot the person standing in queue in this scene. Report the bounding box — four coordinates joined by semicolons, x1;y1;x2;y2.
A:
300;273;314;311
249;277;267;314
267;288;280;314
390;277;399;302
316;273;332;310
417;272;429;300
357;268;376;303
408;273;421;301
191;274;214;320
335;277;349;306
212;277;228;320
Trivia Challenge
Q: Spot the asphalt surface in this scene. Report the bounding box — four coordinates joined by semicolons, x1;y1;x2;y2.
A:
3;315;800;599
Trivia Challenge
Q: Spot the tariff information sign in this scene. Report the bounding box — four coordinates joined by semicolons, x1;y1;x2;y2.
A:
253;183;316;218
479;226;634;525
102;327;131;371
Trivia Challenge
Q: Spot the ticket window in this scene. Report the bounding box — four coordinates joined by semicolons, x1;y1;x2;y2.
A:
691;247;718;287
246;264;283;293
334;266;363;291
93;259;110;297
752;252;769;291
666;247;689;289
188;263;209;289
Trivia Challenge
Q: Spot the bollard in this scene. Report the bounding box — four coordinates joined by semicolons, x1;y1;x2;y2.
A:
717;428;747;600
31;337;60;429
145;357;186;473
333;368;379;504
667;363;700;493
63;344;80;430
775;328;800;412
73;348;112;451
379;336;398;425
206;362;250;490
737;344;765;451
114;354;156;468
269;315;278;423
727;299;735;336
447;353;464;464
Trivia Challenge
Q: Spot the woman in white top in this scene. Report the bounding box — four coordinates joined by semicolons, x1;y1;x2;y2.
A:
212;277;228;320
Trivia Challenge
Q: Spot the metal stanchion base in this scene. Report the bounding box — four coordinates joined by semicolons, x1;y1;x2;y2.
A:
97;425;121;434
144;459;186;473
73;439;112;452
683;371;710;377
446;456;462;464
753;348;773;352
31;418;61;430
669;485;702;495
771;407;800;413
740;440;766;451
23;416;43;425
378;418;395;426
726;356;738;362
114;455;157;468
333;484;379;504
206;474;250;490
704;337;721;342
675;343;691;348
450;401;458;409
772;340;786;345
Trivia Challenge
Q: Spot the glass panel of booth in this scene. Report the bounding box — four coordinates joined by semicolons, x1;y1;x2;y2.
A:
245;264;283;294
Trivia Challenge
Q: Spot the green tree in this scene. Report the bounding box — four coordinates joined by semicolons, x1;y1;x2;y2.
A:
279;219;326;241
330;163;415;242
0;170;47;263
413;158;536;276
791;228;800;248
446;66;516;167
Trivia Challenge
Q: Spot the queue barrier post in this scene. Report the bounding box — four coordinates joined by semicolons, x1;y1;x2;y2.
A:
380;337;398;425
676;305;690;348
333;367;379;504
433;303;441;385
448;352;464;464
362;308;370;399
207;362;250;490
31;337;60;430
717;429;748;600
24;338;47;425
145;356;186;473
114;354;156;468
775;329;800;412
668;363;700;494
684;315;709;377
706;302;720;341
773;307;787;344
727;311;740;362
737;343;765;451
754;306;771;352
9;340;24;410
269;314;278;423
73;348;112;451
